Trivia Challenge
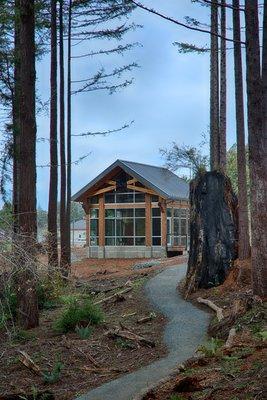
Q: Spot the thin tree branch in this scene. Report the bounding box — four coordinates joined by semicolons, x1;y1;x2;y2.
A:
129;0;245;44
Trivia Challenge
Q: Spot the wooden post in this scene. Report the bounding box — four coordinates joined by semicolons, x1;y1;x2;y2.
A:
99;194;105;247
145;194;152;246
82;201;90;247
160;198;167;247
86;211;90;246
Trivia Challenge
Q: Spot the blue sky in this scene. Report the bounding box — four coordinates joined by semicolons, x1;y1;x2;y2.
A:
9;1;247;209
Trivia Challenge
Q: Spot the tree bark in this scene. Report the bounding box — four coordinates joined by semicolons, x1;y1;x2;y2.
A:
219;0;227;169
210;0;220;170
59;0;68;274
47;0;58;270
65;0;72;268
263;0;267;134
185;172;238;294
232;0;250;260
13;0;20;234
245;0;267;298
16;0;39;329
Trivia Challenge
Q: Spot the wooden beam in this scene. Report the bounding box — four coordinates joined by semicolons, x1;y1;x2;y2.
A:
93;185;116;196
127;184;158;196
86;213;90;246
99;194;105;247
127;178;138;185
160;197;167;247
145;193;152;247
107;180;116;185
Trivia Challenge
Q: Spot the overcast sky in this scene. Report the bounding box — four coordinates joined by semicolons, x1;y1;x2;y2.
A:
8;1;246;209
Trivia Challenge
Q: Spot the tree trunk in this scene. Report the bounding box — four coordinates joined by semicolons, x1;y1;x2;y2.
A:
232;0;250;260
263;0;267;133
219;0;227;169
185;172;238;294
65;0;72;268
47;0;58;270
210;0;220;171
16;0;39;329
13;0;20;234
245;0;267;298
59;0;68;274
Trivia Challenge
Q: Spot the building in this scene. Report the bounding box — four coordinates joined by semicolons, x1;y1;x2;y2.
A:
72;160;190;258
70;219;86;246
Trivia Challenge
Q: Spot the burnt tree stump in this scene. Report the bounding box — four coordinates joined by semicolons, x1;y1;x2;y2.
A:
185;171;238;293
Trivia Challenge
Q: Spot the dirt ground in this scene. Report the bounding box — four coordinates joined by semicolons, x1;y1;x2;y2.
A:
138;259;267;400
0;256;186;400
72;255;188;280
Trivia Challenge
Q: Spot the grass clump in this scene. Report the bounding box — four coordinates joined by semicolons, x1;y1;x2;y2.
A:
43;361;64;384
54;299;103;333
11;329;36;343
197;337;224;357
75;324;92;339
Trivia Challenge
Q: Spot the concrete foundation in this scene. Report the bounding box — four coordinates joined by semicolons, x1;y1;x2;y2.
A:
88;246;166;259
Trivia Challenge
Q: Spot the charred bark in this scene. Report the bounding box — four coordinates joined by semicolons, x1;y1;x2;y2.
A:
185;172;238;293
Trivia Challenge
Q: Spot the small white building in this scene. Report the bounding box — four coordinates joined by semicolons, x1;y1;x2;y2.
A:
70;219;86;247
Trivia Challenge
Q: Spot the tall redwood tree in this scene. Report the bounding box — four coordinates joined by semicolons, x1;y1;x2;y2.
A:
245;0;267;297
232;0;250;260
16;0;39;328
48;0;59;270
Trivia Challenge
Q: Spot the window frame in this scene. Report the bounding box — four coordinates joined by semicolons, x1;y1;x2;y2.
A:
105;207;146;246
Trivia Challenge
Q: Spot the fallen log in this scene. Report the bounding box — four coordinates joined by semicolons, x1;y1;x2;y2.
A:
94;287;133;305
137;315;154;324
106;327;155;348
197;297;224;321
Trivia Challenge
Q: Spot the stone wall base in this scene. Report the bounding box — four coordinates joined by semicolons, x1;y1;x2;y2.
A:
88;246;166;259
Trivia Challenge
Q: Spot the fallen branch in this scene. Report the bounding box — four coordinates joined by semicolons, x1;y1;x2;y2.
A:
225;327;236;348
94;287;133;305
75;348;100;368
106;326;155;347
137;315;154;324
197;297;224;321
17;350;42;376
122;311;137;318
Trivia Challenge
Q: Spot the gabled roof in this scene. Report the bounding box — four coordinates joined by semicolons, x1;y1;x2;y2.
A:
72;159;189;201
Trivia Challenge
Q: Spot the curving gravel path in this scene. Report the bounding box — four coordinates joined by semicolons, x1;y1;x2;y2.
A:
76;264;210;400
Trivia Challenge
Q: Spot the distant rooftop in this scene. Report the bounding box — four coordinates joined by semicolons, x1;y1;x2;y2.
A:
72;159;189;201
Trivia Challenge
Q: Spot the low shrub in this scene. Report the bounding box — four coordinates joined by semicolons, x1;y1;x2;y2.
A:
54;299;103;333
197;337;224;357
37;275;65;310
43;361;64;384
75;324;92;339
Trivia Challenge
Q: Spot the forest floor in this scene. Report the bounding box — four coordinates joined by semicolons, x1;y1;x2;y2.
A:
0;256;186;400
136;259;267;400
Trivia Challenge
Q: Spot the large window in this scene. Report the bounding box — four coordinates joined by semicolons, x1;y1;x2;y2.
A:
167;208;189;247
105;208;145;246
152;207;161;246
90;209;99;245
105;190;145;204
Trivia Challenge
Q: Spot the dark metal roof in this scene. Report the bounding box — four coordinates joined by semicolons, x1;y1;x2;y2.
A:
72;159;189;201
